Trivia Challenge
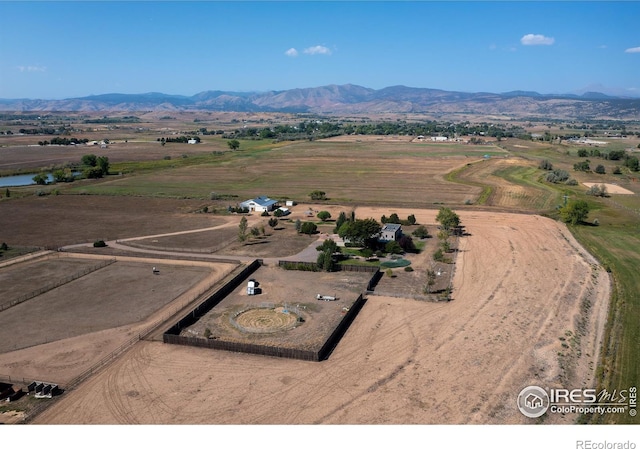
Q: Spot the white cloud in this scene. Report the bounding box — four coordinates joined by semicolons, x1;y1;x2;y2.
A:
285;48;298;57
17;65;46;72
597;44;607;49
303;45;332;56
520;34;555;46
625;47;640;53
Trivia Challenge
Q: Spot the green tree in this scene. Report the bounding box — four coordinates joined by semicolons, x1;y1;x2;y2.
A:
317;211;331;221
309;190;327;201
300;222;318;234
338;218;382;249
559;200;590;225
385;240;403;254
386;213;401;224
574;160;591;172
238;216;248;242
84;167;104;179
81;154;98;167
407;214;417;225
97;156;110;176
316;238;339;254
268;217;279;228
412;225;430;239
436;207;460;233
625;156;639;172
227;139;240;150
32;173;48;185
539;159;553;170
334;211;348;233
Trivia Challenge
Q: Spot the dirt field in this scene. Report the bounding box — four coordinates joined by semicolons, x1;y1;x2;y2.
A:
0;253;235;384
583;183;635;195
182;265;372;351
29;209;610;424
0;195;222;248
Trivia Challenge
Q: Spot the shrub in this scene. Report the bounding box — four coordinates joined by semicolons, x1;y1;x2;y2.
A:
573;160;591;172
317;211;331;221
565;178;578;186
309;190;326;200
300;222;318;234
586;184;607;197
404;266;414;272
539;159;553;170
93;240;107;247
412;225;430;239
545;169;569;183
595;164;606;174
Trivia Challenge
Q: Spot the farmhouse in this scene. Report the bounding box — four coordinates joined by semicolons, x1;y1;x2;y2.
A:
378;223;402;243
431;136;448;142
240;196;278;213
187;138;198;144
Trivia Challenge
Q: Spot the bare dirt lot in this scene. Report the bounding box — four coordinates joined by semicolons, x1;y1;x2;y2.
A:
583;183;635;195
28;209;610;424
0;253;234;384
0;195;222;247
183;265;372;351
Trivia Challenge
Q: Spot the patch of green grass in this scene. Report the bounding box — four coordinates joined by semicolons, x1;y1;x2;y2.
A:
338;258;380;267
492;165;562;210
570;220;640;424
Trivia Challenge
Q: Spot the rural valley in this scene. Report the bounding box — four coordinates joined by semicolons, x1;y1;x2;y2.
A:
1;107;638;426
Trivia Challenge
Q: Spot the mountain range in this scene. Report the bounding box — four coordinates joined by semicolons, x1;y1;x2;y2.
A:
2;84;640;120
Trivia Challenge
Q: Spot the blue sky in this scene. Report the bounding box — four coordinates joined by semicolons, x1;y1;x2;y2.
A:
1;1;639;99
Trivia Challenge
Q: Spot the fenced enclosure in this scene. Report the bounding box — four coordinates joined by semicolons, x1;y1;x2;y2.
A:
0;257;116;312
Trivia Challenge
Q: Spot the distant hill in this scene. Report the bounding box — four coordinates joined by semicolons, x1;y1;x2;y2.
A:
2;84;640;120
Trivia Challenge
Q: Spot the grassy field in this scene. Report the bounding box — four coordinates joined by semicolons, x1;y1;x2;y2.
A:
65;139;484;206
569;209;640;424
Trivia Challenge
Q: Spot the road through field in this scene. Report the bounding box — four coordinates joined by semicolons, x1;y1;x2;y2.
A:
33;210;610;424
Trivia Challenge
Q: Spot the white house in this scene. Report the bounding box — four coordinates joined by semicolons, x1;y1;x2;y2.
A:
187;139;198;144
239;196;278;213
378;223;402;242
431;136;448;142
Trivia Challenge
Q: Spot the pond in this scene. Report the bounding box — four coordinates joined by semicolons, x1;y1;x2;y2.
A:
0;172;81;188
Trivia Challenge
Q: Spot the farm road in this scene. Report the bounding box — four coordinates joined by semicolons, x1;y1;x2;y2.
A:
61;220;328;265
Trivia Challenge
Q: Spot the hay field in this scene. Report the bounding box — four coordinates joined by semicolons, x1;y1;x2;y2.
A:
65;140;497;206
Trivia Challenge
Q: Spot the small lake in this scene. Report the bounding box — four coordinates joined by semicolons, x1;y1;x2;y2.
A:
0;172;80;188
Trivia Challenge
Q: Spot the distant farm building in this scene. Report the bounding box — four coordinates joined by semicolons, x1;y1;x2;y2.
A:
431;136;448;142
240;196;278;213
378;223;402;242
188;138;198;144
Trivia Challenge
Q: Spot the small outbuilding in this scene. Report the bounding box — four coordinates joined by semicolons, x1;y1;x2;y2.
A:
378;223;402;243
